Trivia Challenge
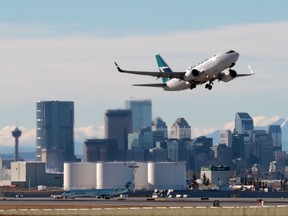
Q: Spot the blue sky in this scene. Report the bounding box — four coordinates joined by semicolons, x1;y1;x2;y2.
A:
1;0;288;37
0;0;288;153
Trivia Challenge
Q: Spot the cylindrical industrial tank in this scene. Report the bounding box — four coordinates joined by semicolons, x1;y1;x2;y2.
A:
64;162;96;190
134;162;148;190
148;162;186;190
96;162;135;189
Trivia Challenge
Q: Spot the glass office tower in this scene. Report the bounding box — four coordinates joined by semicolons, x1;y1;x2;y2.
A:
36;101;75;171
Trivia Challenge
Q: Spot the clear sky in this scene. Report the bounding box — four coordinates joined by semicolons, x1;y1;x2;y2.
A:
0;0;288;153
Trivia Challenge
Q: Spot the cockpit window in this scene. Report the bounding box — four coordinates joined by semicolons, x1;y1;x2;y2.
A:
226;50;235;54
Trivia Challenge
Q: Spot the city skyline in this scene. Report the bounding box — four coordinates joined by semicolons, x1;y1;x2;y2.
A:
0;1;288;153
0;100;287;155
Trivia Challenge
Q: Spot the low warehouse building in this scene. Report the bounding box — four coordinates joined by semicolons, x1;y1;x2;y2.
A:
200;165;231;186
11;161;63;188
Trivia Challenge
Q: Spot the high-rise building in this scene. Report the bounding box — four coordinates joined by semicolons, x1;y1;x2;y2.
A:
84;139;117;162
167;139;180;162
152;117;168;142
127;128;153;150
36;101;75;171
125;100;152;133
268;125;282;151
147;148;167;162
231;134;245;159
215;143;233;168
220;130;232;147
235;112;254;135
105;109;132;152
252;130;274;170
234;112;254;165
166;138;186;162
170;118;191;139
187;137;214;171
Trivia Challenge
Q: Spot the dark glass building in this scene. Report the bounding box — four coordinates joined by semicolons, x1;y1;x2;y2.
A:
84;139;117;162
36;101;75;171
125;100;152;133
105;109;132;161
268;125;282;151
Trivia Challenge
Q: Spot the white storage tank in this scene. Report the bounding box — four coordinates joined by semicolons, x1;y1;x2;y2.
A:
96;162;135;189
148;162;186;190
64;162;96;190
134;162;148;190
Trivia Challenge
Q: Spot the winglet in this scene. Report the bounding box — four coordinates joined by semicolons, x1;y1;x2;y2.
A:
248;65;255;75
114;62;124;72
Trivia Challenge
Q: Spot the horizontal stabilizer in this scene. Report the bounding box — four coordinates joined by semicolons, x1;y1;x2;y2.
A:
133;83;166;88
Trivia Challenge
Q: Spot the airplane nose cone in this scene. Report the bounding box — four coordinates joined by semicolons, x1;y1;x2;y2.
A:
234;52;240;61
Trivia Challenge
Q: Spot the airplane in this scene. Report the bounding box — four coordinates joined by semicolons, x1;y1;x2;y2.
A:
60;181;132;199
115;50;254;91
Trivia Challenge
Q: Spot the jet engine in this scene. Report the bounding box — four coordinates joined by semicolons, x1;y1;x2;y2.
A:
185;68;200;80
220;70;237;82
191;69;199;77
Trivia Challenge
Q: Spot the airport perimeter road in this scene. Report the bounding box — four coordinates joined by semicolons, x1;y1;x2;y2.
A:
0;197;288;209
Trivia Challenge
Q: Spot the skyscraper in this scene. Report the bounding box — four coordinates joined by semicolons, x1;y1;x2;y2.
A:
36;101;75;171
252;130;274;170
220;130;232;147
268;125;282;151
105;109;132;151
125;100;152;133
84;139;117;162
231;134;245;159
235;112;254;135
152;117;168;140
170;117;191;139
127;128;153;150
234;113;254;164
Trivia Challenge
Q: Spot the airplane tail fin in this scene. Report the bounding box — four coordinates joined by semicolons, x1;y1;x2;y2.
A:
156;54;172;83
125;181;132;188
125;181;134;191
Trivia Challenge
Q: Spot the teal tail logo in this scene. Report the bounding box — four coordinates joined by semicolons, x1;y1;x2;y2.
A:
156;54;172;83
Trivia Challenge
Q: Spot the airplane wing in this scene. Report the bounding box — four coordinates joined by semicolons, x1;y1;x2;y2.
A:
217;65;255;82
236;65;255;77
133;83;166;88
114;62;185;80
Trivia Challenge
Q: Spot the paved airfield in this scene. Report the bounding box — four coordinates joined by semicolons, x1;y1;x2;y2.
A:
0;197;288;209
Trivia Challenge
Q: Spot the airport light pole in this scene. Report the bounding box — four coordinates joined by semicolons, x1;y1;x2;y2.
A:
129;164;139;193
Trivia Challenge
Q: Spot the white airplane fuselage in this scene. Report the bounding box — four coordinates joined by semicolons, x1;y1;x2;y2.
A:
164;51;239;91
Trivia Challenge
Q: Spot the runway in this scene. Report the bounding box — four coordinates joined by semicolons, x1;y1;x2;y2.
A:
0;197;288;216
0;197;288;209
